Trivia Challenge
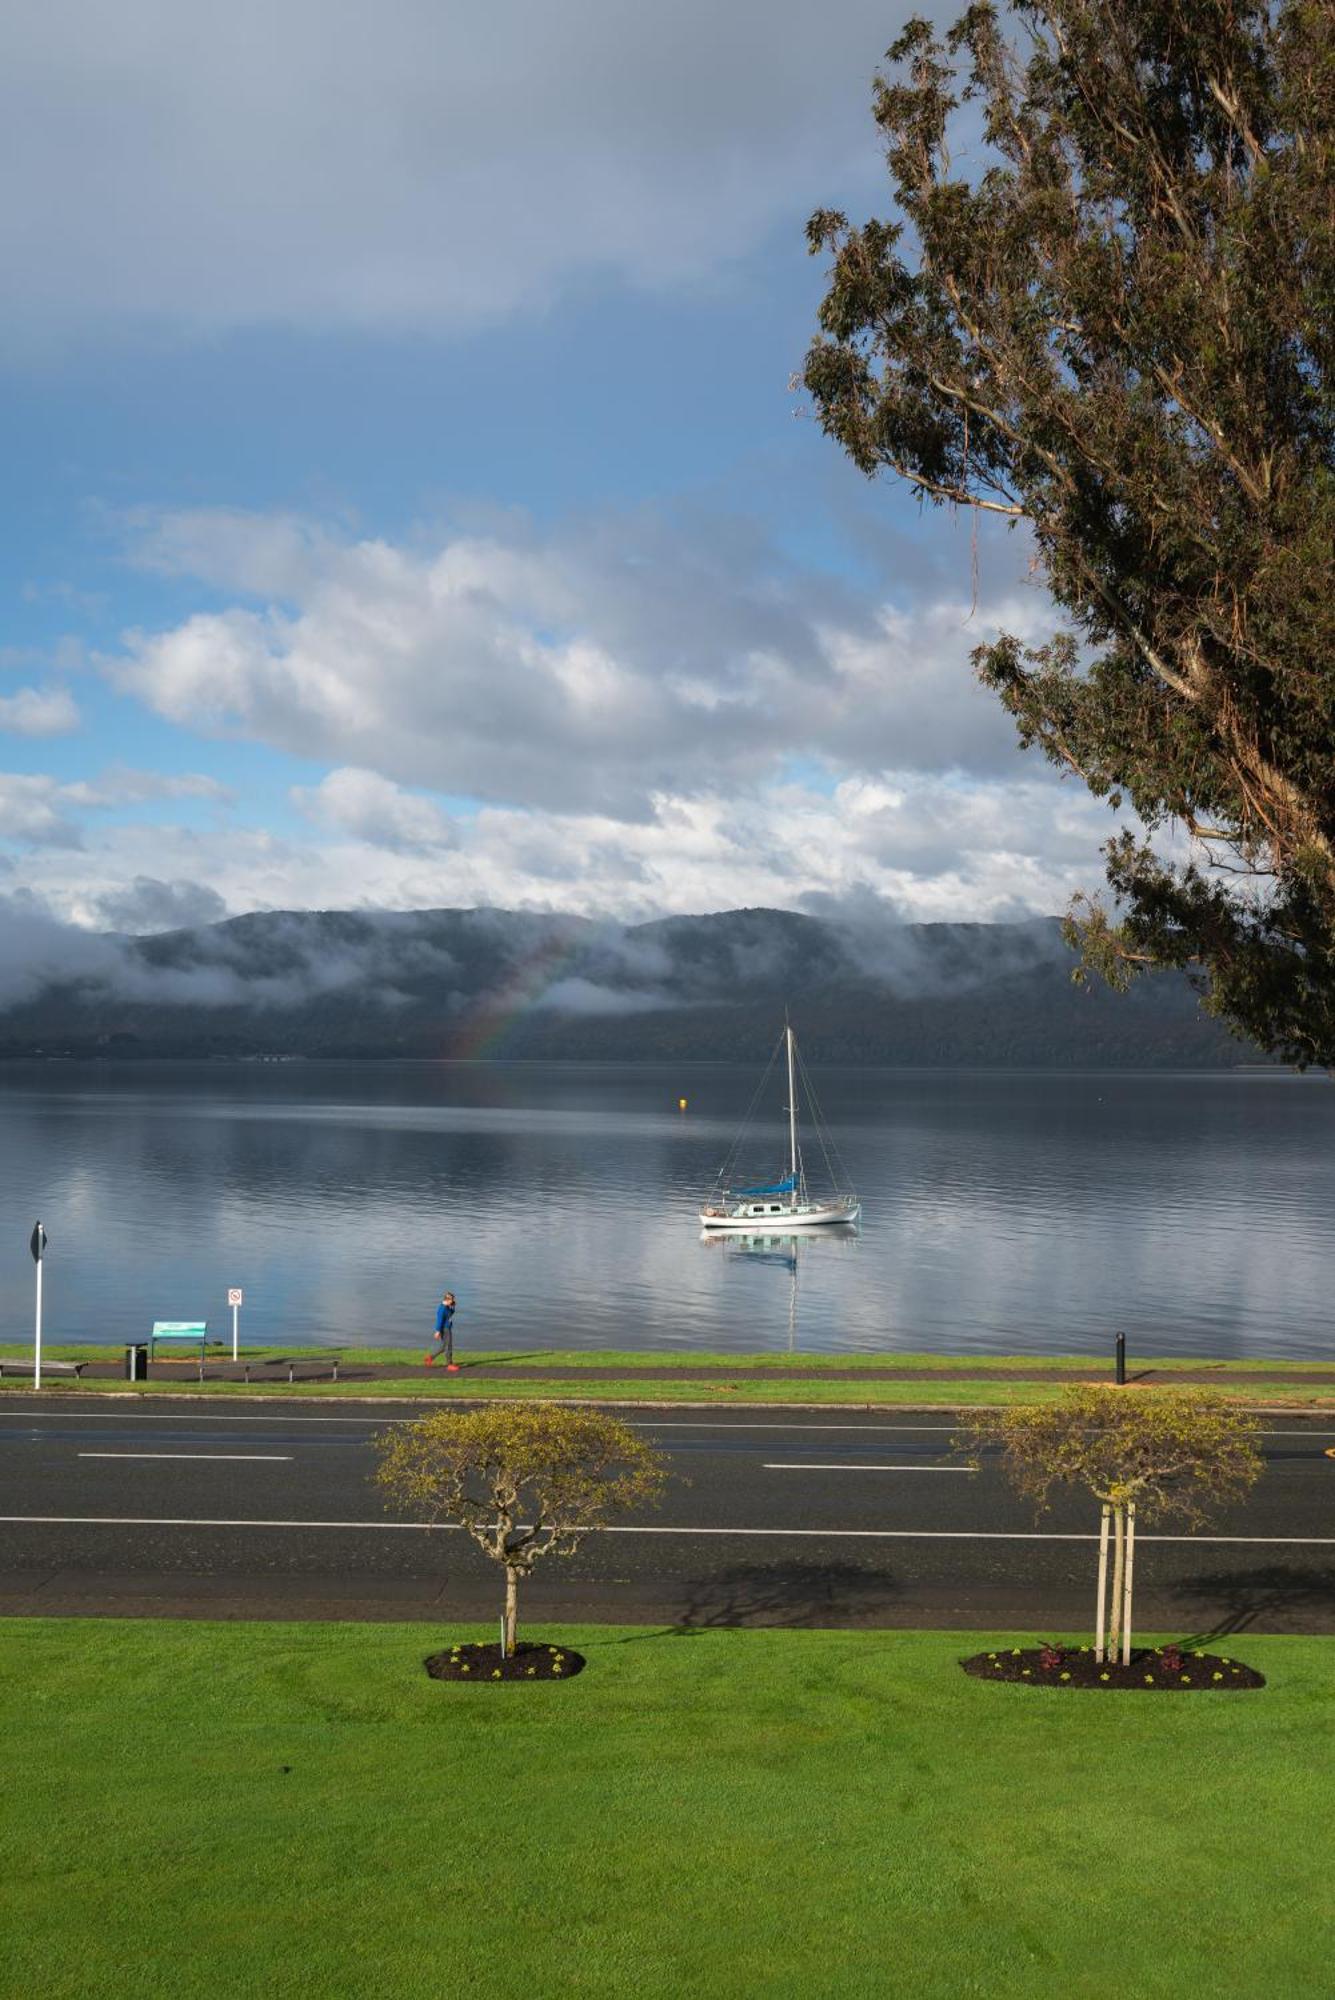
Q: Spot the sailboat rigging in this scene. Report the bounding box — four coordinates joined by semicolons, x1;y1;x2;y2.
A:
699;1025;860;1230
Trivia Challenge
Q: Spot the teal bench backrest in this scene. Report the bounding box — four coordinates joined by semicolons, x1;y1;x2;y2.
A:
149;1321;208;1356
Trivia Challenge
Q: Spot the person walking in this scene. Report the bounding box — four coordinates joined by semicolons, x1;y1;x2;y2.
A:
426;1290;457;1369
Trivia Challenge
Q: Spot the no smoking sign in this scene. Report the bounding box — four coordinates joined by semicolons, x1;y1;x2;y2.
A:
228;1288;244;1307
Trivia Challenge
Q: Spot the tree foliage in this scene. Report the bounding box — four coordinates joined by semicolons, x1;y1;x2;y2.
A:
805;0;1335;1064
373;1404;668;1653
959;1386;1262;1654
960;1384;1263;1520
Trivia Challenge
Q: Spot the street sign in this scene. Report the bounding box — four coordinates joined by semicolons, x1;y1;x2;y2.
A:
227;1287;243;1307
29;1223;47;1263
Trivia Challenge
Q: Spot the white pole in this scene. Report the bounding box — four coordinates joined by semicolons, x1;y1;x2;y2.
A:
786;1025;798;1210
1121;1503;1137;1666
232;1300;239;1363
1094;1503;1111;1661
33;1228;43;1392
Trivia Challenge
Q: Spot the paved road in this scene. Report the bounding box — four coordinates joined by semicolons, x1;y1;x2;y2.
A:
1;1398;1331;1635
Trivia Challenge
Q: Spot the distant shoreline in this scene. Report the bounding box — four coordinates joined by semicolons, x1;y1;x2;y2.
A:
0;1051;1298;1074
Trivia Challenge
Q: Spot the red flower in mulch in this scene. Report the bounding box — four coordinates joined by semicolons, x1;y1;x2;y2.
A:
424;1642;587;1683
963;1646;1264;1691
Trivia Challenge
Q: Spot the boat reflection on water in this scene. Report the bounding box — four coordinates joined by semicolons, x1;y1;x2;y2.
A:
698;1225;859;1349
699;1227;860;1263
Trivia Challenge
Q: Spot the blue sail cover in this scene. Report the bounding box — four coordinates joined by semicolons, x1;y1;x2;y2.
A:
737;1173;798;1196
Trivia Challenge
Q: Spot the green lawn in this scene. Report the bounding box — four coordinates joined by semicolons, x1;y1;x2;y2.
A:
10;1342;1335;1373
1;1621;1330;1999
4;1343;1333;1409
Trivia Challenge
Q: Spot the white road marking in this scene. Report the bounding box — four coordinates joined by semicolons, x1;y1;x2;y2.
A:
763;1463;972;1473
636;1423;960;1432
3;1409;1330;1437
0;1514;1331;1546
0;1411;387;1426
76;1453;294;1462
0;1412;960;1432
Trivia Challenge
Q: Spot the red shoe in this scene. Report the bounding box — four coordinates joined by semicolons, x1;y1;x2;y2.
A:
424;1353;435;1367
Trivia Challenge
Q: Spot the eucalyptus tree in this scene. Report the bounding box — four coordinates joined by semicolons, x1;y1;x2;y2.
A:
805;0;1334;1063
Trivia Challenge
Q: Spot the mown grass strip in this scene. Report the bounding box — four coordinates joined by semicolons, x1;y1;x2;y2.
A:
1;1620;1330;2000
6;1343;1333;1375
3;1373;1333;1409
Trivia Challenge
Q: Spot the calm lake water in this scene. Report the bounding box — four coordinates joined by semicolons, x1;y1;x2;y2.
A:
0;1060;1331;1360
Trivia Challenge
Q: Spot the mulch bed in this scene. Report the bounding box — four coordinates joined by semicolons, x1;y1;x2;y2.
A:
961;1644;1265;1690
424;1641;586;1683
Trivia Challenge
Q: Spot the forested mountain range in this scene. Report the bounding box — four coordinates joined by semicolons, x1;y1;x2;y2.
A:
0;904;1257;1066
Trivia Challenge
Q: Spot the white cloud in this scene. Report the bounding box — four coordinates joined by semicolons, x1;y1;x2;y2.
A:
12;769;1124;932
0;776;85;847
0;766;231;850
62;767;233;810
0;685;80;736
294;768;458;851
0;0;921;343
108;507;1050;818
93;876;229;933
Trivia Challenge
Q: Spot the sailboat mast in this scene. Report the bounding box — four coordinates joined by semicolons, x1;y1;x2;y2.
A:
786;1024;798;1207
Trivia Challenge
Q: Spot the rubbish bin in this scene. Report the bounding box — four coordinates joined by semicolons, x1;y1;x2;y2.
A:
124;1343;148;1381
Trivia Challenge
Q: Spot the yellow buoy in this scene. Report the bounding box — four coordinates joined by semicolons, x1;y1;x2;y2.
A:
678;1097;688;1111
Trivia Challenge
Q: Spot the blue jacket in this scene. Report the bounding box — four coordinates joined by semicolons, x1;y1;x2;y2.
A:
435;1302;454;1334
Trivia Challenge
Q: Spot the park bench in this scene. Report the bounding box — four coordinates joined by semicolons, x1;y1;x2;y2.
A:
148;1322;208;1365
0;1356;86;1377
255;1355;343;1384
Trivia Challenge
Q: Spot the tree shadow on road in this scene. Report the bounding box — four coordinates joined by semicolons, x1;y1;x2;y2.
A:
613;1559;902;1640
1169;1562;1335;1646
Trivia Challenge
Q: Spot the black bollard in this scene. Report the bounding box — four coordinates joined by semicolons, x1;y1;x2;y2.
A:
1115;1331;1127;1385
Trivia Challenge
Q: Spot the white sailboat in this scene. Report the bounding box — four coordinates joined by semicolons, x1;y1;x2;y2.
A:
699;1024;861;1230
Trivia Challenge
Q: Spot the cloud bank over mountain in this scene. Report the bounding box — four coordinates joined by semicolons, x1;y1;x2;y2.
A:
0;897;1242;1067
0;498;1123;931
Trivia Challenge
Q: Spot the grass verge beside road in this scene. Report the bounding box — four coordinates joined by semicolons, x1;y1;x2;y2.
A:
1;1620;1330;2000
3;1343;1334;1407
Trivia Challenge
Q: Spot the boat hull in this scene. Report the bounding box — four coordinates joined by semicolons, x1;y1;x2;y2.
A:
699;1198;861;1230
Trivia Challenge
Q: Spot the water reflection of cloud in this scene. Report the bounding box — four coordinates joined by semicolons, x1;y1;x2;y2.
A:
0;1066;1331;1358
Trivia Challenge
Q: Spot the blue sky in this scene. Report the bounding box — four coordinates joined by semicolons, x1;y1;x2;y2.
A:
0;0;1121;937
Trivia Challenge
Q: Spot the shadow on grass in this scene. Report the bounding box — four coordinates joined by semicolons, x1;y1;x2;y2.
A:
1170;1563;1335;1646
457;1352;558;1370
610;1559;902;1642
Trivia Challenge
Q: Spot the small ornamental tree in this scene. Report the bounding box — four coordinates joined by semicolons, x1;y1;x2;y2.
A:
959;1388;1262;1658
373;1405;668;1656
